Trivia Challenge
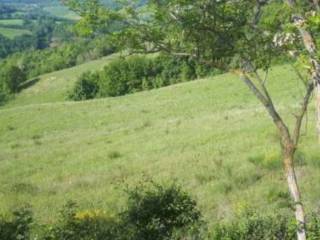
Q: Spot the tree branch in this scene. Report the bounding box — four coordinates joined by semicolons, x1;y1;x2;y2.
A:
240;72;269;105
293;80;315;145
240;72;293;146
253;70;274;103
290;64;308;87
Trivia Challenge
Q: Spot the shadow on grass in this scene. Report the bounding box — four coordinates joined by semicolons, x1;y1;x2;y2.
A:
18;77;40;92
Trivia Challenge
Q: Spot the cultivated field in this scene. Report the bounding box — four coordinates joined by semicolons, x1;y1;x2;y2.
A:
0;26;30;38
0;19;24;26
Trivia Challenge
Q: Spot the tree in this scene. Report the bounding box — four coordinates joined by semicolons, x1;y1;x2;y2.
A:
1;65;26;93
63;0;318;238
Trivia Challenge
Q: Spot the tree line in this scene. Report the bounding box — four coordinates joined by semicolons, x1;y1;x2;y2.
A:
69;54;222;101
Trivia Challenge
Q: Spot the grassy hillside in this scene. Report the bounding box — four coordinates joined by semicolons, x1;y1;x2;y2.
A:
6;54;118;108
0;61;319;226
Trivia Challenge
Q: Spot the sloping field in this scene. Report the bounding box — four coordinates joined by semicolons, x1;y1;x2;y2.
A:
5;54;118;108
0;19;24;26
0;62;319;225
0;26;30;38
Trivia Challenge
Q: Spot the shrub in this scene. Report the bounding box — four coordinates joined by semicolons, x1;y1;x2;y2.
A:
0;65;27;93
0;206;33;240
212;212;320;240
68;72;99;101
121;182;203;240
41;184;204;240
42;201;118;240
98;56;161;97
98;58;132;97
308;212;320;240
211;211;297;240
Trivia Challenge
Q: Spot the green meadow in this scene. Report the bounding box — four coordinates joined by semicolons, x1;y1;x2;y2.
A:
0;19;24;26
0;60;319;226
0;26;30;39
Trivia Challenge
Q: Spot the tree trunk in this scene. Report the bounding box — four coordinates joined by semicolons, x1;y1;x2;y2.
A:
283;145;307;240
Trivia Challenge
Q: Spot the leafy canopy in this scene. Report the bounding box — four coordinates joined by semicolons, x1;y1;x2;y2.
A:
63;0;299;70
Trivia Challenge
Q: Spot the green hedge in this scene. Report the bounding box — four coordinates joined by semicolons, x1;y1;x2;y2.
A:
69;55;222;101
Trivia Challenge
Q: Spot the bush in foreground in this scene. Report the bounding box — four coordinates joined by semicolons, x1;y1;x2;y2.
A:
212;211;297;240
0;206;33;240
121;183;203;240
5;184;320;239
42;202;118;240
41;183;203;240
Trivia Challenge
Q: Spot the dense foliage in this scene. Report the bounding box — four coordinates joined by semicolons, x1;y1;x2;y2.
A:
0;206;33;240
122;183;202;240
42;201;119;240
0;64;26;105
0;5;75;58
70;55;221;100
69;71;100;101
212;211;297;240
211;211;320;240
0;4;16;18
1;183;201;240
3;186;320;240
0;65;26;93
